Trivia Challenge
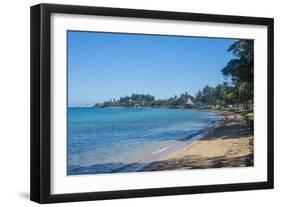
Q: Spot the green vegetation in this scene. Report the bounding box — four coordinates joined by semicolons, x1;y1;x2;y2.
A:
247;112;254;121
94;93;194;109
194;39;254;114
94;40;254;115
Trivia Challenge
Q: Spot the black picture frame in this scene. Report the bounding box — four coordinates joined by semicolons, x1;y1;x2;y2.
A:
30;3;274;204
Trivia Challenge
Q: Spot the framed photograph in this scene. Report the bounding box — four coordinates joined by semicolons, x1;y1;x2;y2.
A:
30;3;274;203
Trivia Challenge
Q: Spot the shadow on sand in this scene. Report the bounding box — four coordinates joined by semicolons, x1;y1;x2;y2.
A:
68;117;254;175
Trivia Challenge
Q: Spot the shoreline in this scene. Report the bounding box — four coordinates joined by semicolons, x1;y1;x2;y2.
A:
117;119;221;173
68;108;223;175
138;112;253;172
69;109;253;175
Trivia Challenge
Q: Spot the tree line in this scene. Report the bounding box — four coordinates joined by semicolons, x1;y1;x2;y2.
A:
94;40;254;112
194;39;253;112
94;92;194;108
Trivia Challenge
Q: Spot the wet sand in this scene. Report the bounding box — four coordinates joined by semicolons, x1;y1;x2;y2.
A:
139;113;254;171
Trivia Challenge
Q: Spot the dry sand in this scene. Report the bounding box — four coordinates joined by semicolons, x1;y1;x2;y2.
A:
139;113;254;171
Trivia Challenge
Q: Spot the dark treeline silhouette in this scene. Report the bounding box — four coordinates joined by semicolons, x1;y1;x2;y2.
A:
94;92;194;109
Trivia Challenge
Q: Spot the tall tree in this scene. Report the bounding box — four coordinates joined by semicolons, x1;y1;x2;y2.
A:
221;40;254;108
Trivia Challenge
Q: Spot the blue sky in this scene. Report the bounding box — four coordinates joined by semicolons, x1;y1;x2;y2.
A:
68;31;235;107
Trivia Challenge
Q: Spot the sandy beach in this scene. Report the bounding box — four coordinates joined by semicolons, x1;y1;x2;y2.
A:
139;113;254;171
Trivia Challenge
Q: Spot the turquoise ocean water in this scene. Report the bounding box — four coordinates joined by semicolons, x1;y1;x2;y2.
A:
67;108;221;175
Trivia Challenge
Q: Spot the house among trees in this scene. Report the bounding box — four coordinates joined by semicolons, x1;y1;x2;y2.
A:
91;40;253;115
185;98;194;109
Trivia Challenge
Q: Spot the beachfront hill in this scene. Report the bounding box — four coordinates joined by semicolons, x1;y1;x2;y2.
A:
92;40;254;119
93;93;195;109
92;91;253;120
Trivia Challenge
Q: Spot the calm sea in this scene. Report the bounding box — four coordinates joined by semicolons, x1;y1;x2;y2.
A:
67;108;221;175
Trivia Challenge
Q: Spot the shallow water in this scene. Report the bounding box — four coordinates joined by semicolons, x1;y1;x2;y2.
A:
67;108;221;175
